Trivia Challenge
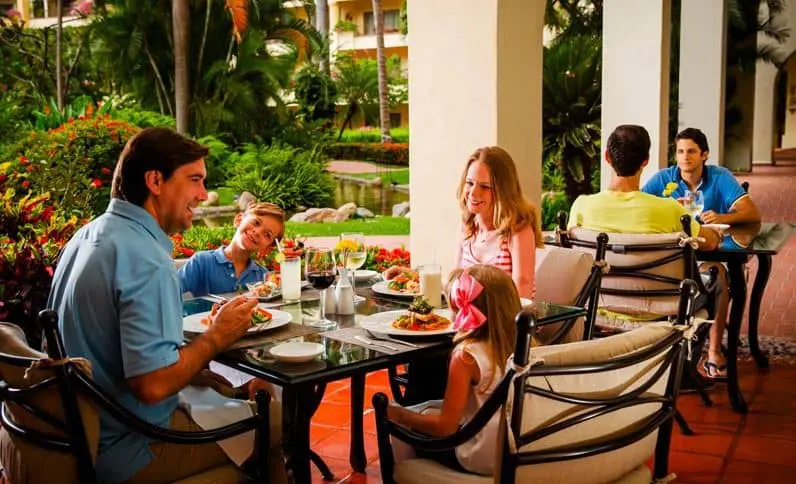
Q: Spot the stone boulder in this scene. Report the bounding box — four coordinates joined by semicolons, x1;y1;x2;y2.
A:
304;207;340;223
200;191;220;207
289;211;309;223
237;191;256;211
403;211;411;219
336;202;358;221
355;207;375;219
392;201;410;218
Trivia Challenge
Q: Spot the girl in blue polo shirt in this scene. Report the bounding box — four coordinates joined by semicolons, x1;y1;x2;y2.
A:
179;202;285;297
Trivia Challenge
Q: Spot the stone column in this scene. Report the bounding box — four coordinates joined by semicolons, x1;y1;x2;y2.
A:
601;0;671;188
678;0;727;166
407;0;544;276
753;63;778;164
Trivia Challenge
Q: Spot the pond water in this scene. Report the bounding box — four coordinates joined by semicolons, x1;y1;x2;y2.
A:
193;179;410;227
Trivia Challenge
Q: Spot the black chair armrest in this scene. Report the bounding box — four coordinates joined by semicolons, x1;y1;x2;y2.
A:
73;367;266;445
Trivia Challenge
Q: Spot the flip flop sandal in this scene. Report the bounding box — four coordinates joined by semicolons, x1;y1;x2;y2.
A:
703;360;728;380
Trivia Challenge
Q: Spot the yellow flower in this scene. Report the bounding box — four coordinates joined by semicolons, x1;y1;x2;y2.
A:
662;182;679;197
335;239;359;252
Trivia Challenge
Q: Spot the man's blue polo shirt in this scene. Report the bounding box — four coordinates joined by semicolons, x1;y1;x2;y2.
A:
641;164;748;215
48;199;183;483
178;247;267;297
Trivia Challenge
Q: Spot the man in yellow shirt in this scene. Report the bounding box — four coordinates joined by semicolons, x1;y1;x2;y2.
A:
569;125;728;377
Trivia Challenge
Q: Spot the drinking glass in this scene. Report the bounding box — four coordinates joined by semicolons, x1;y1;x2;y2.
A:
305;248;337;328
339;232;366;287
684;190;705;221
280;256;302;303
419;263;442;308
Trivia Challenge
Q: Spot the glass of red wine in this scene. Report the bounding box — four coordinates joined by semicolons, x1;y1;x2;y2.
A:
305;248;337;328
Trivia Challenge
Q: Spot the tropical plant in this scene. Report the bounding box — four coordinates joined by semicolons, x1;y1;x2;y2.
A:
371;0;391;142
322;142;408;165
225;143;334;210
30;96;113;131
197;134;233;189
294;63;338;123
109;106;176;129
340;127;409;144
542;34;602;201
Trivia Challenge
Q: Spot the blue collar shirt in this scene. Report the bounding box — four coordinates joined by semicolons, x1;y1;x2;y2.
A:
178;247;268;297
641;164;748;215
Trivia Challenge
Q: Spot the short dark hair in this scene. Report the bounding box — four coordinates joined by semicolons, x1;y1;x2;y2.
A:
674;127;709;154
111;128;209;206
606;125;651;177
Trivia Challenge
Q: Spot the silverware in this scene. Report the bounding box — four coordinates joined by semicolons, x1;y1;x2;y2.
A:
364;329;419;348
354;335;398;351
206;293;231;304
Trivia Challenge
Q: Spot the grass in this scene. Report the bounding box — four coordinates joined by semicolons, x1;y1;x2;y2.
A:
340;127;409;144
347;168;410;185
286;216;409;237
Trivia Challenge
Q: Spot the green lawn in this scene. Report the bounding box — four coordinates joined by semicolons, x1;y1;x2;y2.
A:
286;216;409;237
347;168;410;185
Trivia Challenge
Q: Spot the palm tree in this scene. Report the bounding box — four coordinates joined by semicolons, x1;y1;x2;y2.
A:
173;0;190;133
55;0;64;110
315;0;329;73
334;52;379;140
371;0;391;142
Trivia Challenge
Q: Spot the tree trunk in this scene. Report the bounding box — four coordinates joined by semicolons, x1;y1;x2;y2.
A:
55;0;64;110
172;0;191;134
371;0;391;142
316;0;330;74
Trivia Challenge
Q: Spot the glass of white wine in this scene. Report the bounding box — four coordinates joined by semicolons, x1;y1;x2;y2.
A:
339;232;366;288
684;189;705;221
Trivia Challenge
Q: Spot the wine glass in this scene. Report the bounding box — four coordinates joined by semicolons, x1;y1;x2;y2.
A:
339;232;366;287
305;248;337;328
684;190;705;221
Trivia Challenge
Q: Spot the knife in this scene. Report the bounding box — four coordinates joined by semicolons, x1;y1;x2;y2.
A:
354;335;398;351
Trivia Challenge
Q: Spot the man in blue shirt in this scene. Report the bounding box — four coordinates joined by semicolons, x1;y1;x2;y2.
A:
642;127;761;379
48;128;259;482
642;127;761;225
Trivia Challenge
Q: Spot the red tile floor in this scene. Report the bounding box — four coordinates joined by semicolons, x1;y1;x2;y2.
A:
306;163;796;483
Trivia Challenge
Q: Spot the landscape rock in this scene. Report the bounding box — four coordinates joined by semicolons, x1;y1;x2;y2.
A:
392;201;410;217
200;191;219;207
355;207;375;219
289;211;308;223
336;202;358;221
237;191;256;211
304;207;340;223
404;211;411;219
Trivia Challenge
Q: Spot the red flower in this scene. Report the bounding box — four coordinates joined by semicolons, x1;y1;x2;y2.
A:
91;178;102;188
180;247;195;257
19;156;28;166
0;175;6;184
101;167;112;175
21;180;30;189
26;165;34;173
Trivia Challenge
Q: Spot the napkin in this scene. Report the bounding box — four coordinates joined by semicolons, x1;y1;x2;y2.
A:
178;385;255;466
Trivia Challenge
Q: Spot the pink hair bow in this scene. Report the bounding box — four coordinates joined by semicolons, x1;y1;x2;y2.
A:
450;272;487;331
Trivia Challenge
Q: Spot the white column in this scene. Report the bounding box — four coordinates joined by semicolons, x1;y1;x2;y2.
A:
678;0;727;166
407;0;544;277
753;63;778;164
601;0;671;189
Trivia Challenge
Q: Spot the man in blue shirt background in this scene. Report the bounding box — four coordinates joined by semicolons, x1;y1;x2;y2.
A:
48;128;259;482
642;127;762;380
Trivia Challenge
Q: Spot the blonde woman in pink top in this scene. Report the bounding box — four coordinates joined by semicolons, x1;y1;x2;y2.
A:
386;147;542;299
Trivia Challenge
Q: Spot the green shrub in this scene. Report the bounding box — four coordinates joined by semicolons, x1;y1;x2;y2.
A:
323;142;409;166
226;144;334;210
196;135;232;189
110;107;175;129
340;128;409;144
540;191;572;230
1;115;139;218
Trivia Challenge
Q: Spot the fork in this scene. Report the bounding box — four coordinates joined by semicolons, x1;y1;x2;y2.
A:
354;335;398;351
364;329;419;348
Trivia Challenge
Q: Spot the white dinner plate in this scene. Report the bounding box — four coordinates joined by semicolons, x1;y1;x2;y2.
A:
269;341;325;363
371;280;422;298
183;306;292;334
360;309;456;337
354;270;379;282
702;223;730;232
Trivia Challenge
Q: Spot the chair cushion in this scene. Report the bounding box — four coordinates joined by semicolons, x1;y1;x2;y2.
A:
394;458;491;484
174;464;244;484
0;322;100;484
612;464;652;484
507;323;676;484
534;246;594;343
570;229;686;317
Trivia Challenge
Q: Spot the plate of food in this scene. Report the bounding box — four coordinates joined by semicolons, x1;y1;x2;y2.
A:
246;281;281;301
372;271;421;297
701;223;731;233
360;299;455;336
183;304;292;334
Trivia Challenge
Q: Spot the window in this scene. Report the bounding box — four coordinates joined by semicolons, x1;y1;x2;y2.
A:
363;9;400;35
389;113;402;128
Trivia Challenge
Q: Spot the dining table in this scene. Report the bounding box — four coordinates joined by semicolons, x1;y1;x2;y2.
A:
183;279;586;483
697;222;793;413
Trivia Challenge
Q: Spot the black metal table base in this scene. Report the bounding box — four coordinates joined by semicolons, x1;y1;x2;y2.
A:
748;255;772;369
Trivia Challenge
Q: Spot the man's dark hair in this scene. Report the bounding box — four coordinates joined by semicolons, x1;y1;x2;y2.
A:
674;127;709;154
606;125;651;177
111;127;209;206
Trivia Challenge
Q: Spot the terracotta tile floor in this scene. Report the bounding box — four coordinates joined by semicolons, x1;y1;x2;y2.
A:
307;361;796;483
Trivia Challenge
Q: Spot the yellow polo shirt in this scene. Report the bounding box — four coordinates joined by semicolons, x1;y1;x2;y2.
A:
568;190;701;235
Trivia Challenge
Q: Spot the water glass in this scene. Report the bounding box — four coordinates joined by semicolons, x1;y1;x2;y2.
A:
684;190;705;220
340;232;366;286
419;263;442;308
280;256;302;303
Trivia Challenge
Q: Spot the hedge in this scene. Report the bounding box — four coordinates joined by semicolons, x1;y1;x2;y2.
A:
323;142;409;166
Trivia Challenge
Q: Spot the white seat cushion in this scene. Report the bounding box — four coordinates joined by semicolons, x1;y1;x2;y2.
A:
535;246;594;343
394;458;491;484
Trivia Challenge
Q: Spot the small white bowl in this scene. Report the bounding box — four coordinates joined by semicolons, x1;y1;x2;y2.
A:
269;342;325;363
354;270;379;281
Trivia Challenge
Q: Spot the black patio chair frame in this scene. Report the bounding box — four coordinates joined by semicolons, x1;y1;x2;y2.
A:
0;310;273;484
373;279;699;484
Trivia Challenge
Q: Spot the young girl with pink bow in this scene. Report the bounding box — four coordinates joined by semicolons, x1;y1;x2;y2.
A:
387;264;520;475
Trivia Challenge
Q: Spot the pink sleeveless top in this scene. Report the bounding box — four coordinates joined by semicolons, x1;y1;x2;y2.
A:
460;236;512;275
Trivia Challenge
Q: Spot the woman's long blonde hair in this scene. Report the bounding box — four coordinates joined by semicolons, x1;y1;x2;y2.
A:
456;146;544;248
448;265;520;384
